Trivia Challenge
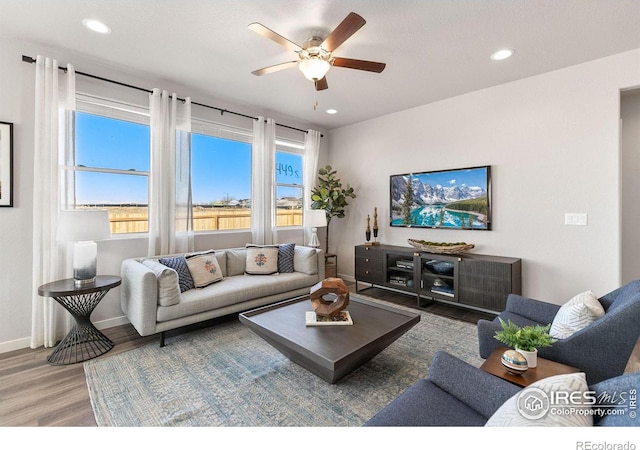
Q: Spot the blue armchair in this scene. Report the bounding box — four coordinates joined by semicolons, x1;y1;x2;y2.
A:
477;280;640;384
365;350;640;426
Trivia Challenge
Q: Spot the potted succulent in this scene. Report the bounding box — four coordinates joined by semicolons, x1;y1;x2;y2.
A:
494;318;556;367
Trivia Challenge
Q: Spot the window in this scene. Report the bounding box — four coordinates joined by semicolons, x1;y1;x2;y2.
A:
71;95;307;235
73;102;150;234
191;130;252;231
275;140;304;227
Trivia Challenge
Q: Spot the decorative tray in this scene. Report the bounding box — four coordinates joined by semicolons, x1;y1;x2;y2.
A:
407;239;475;254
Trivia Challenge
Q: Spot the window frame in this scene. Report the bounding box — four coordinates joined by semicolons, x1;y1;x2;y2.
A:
71;93;152;235
190;118;253;233
275;138;305;229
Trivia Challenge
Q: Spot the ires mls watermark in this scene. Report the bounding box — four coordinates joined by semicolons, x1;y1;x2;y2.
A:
516;386;637;420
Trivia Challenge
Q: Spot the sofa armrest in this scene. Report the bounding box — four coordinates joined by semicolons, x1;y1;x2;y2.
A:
316;248;325;280
505;293;560;324
120;258;159;336
428;351;521;419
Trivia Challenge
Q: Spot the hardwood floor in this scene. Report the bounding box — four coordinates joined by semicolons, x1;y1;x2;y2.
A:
1;285;638;426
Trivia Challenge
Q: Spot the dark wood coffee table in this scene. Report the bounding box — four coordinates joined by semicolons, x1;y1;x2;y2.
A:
239;295;421;383
480;347;580;387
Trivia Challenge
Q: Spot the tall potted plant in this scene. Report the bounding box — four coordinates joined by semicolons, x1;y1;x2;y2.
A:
310;165;356;253
494;318;556;368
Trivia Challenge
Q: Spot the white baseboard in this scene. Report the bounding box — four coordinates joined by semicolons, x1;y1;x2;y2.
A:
0;315;130;355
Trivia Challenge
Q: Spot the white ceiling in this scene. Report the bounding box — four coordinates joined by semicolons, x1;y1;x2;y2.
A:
1;0;639;130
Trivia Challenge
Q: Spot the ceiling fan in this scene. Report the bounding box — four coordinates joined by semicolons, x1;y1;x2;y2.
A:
249;12;386;91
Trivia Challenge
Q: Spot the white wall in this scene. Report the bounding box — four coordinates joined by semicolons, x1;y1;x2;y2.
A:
328;49;640;304
0;36;326;352
621;90;640;284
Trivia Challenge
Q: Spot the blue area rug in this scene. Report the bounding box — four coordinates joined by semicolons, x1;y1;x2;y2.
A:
84;297;483;426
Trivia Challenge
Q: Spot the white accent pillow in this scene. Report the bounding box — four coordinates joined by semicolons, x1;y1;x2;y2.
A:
293;246;318;275
245;246;279;275
549;290;605;339
142;259;181;307
185;251;224;288
485;372;592;426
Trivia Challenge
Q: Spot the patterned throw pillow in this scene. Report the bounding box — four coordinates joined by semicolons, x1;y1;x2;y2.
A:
549;290;605;339
245;246;279;275
185;251;223;288
278;243;296;273
159;255;195;293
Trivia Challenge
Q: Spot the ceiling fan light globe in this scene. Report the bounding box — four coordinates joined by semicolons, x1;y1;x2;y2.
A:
299;59;330;81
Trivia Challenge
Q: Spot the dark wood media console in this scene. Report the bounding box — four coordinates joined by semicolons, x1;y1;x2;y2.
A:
355;244;521;314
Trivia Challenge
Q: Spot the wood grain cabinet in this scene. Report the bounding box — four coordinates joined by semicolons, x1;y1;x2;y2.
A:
355;244;521;314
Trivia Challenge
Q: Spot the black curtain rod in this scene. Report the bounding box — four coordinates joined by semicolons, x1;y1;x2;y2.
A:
22;55;321;137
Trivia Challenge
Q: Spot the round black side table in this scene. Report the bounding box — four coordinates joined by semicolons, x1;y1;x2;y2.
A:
37;275;121;365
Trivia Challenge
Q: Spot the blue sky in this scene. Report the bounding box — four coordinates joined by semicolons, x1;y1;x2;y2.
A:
75;112;302;205
409;166;489;190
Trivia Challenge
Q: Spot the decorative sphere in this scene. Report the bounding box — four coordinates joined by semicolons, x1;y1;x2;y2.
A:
501;349;528;375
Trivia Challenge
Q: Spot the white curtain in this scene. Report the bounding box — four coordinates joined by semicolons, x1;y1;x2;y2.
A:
31;56;76;349
303;129;322;246
251;117;277;244
148;89;193;256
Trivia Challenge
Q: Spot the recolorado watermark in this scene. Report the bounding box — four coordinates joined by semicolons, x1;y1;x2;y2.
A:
576;443;636;450
516;387;637;420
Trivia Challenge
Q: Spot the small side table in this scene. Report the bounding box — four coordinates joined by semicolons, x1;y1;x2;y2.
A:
37;275;121;365
480;347;580;388
325;253;337;278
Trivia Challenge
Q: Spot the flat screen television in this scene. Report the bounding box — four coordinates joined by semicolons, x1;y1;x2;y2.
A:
390;165;491;230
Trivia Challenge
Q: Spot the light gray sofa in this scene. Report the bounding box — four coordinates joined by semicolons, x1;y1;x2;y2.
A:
121;245;325;346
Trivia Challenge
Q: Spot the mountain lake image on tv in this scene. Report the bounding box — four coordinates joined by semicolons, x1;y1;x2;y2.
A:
390;166;491;230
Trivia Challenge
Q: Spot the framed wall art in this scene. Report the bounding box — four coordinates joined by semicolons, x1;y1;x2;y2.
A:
0;121;14;207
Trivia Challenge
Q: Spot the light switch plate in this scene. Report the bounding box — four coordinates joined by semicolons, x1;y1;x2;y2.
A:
565;213;588;226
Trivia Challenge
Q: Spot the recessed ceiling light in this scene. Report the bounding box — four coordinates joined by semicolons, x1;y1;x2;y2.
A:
491;49;514;61
326;109;338;115
490;49;514;61
82;19;111;34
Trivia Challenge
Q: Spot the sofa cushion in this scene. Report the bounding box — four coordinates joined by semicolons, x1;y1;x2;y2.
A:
245;246;279;275
485;372;592;426
156;272;317;322
294;246;318;275
226;249;246;276
142;259;181;307
185;251;223;288
278;243;296;273
549;290;604;339
159;255;195;293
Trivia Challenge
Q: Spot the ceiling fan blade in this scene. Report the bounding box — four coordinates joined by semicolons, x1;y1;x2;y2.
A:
321;12;366;52
332;57;386;73
248;23;303;53
314;77;328;91
251;61;298;76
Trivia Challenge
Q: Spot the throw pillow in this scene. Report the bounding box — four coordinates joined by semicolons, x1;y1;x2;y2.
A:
293;246;318;275
159;255;195;293
278;243;296;273
245;246;279;275
185;251;224;288
549;290;605;339
226;249;247;276
485;372;592;427
142;259;181;307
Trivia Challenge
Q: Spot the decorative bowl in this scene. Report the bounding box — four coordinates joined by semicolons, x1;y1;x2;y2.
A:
424;260;455;275
408;239;474;254
500;349;528;375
